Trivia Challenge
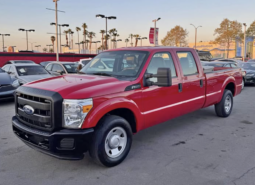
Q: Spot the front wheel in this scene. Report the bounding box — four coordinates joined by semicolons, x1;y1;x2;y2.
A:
215;90;233;117
89;115;132;167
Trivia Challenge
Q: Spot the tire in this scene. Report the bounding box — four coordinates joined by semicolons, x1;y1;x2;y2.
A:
215;90;233;117
242;78;245;90
89;115;133;167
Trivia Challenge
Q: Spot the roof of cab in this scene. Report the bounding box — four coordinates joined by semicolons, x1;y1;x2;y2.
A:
106;46;193;52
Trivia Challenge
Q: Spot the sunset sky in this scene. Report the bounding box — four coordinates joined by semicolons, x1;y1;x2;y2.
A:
0;0;255;51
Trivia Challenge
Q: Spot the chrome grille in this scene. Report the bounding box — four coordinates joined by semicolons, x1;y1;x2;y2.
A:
16;93;52;131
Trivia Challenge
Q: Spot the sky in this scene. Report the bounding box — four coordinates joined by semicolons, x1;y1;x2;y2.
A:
0;0;255;51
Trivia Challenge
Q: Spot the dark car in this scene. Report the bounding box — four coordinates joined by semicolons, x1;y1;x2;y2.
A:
2;64;52;85
240;63;255;85
0;67;19;100
45;62;79;76
40;61;53;68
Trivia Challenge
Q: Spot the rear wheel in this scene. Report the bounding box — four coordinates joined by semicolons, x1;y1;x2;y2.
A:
215;90;233;117
89;115;132;167
242;78;244;90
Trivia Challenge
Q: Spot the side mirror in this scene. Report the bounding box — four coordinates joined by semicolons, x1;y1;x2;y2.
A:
145;68;172;87
56;70;65;75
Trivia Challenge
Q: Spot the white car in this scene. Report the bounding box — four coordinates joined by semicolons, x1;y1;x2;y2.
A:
78;58;92;67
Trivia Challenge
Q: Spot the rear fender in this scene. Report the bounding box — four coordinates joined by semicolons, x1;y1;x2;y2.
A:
82;97;143;131
218;76;235;102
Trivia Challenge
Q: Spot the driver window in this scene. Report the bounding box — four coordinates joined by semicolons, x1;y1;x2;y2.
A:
147;52;177;82
52;64;64;73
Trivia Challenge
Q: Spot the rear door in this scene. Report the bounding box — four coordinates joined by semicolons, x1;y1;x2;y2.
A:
141;51;183;129
176;51;206;115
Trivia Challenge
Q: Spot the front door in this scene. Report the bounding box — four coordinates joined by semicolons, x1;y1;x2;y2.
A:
141;52;183;130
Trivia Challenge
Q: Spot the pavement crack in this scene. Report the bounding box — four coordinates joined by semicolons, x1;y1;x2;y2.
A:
232;166;255;184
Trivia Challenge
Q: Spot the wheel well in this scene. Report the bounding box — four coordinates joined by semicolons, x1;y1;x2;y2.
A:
225;82;235;95
107;108;137;133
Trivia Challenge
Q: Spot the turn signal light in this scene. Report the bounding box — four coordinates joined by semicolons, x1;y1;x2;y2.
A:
83;105;93;113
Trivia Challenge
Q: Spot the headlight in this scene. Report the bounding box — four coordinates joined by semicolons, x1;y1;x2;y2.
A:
63;99;93;129
18;80;26;85
12;80;20;88
246;74;255;76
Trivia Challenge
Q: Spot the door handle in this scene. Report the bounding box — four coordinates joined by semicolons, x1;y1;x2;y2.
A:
178;83;182;92
200;79;203;88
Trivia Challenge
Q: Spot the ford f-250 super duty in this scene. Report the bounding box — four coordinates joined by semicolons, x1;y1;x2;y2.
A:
12;47;242;167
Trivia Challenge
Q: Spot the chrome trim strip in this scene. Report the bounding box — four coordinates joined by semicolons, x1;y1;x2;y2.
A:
143;96;205;115
206;90;221;97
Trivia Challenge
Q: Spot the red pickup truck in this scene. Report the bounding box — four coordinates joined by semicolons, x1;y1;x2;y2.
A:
12;47;242;167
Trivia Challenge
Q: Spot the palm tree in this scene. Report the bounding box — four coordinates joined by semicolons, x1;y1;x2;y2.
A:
49;48;54;53
109;28;117;49
64;30;69;46
125;39;129;47
104;34;110;50
80;41;85;53
51;36;56;52
87;32;96;53
133;34;140;47
85;40;90;52
130;34;134;46
112;33;119;48
99;30;105;50
67;29;73;48
43;48;47;53
76;27;81;53
82;23;88;50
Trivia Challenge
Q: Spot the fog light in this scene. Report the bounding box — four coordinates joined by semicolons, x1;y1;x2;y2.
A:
60;138;75;149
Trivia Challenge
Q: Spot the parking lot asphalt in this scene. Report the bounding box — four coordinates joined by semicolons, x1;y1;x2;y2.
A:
1;86;255;185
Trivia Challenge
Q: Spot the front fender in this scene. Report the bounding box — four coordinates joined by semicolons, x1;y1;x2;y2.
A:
82;97;143;131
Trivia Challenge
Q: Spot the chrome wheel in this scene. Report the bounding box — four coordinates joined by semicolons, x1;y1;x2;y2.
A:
224;95;232;113
242;79;244;89
105;127;127;158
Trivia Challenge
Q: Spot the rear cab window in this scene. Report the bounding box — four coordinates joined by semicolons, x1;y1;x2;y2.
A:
177;51;198;76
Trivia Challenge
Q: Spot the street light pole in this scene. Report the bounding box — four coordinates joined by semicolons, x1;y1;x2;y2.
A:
243;23;247;62
19;29;35;50
190;24;202;50
152;18;161;46
0;34;10;52
54;0;59;62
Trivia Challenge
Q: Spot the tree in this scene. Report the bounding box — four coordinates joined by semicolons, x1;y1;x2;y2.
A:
133;34;140;47
64;30;69;46
87;32;96;53
112;33;119;48
129;34;134;46
51;36;56;52
246;21;255;36
80;41;85;53
213;18;242;58
49;48;54;53
109;28;117;49
161;26;188;47
82;23;88;50
104;34;110;50
76;27;81;53
100;30;105;50
85;40;90;51
43;48;47;53
125;39;129;47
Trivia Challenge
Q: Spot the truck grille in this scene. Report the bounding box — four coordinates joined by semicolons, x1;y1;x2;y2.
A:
16;93;53;131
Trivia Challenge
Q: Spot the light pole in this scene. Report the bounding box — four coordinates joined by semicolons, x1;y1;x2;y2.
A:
96;14;117;50
29;42;36;50
92;41;100;54
129;34;134;47
138;37;147;46
0;34;10;52
243;23;247;62
35;45;41;52
190;24;202;50
18;29;35;50
50;22;69;53
152;18;161;46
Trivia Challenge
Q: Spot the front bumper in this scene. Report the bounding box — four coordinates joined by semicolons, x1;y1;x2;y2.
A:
12;116;94;160
0;89;15;100
244;76;255;84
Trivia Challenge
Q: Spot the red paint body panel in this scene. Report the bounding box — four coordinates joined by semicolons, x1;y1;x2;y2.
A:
0;52;96;67
21;47;242;133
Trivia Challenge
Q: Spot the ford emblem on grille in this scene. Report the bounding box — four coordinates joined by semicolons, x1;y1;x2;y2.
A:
23;105;35;115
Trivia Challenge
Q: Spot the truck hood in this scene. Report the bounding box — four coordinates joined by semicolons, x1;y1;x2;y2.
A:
19;74;53;83
25;75;132;99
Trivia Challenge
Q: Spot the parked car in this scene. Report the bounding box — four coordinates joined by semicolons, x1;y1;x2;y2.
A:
247;59;255;62
217;59;243;65
39;61;53;68
5;60;35;65
240;63;255;85
0;67;19;100
12;47;242;167
2;64;52;85
197;50;221;61
45;62;79;76
78;58;92;67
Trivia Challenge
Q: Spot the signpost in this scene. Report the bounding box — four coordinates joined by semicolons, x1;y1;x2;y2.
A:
149;27;159;45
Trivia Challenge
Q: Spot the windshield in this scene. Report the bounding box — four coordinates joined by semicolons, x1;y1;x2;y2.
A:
80;51;148;77
16;66;49;76
63;63;79;73
198;52;213;61
14;61;34;64
241;63;255;70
